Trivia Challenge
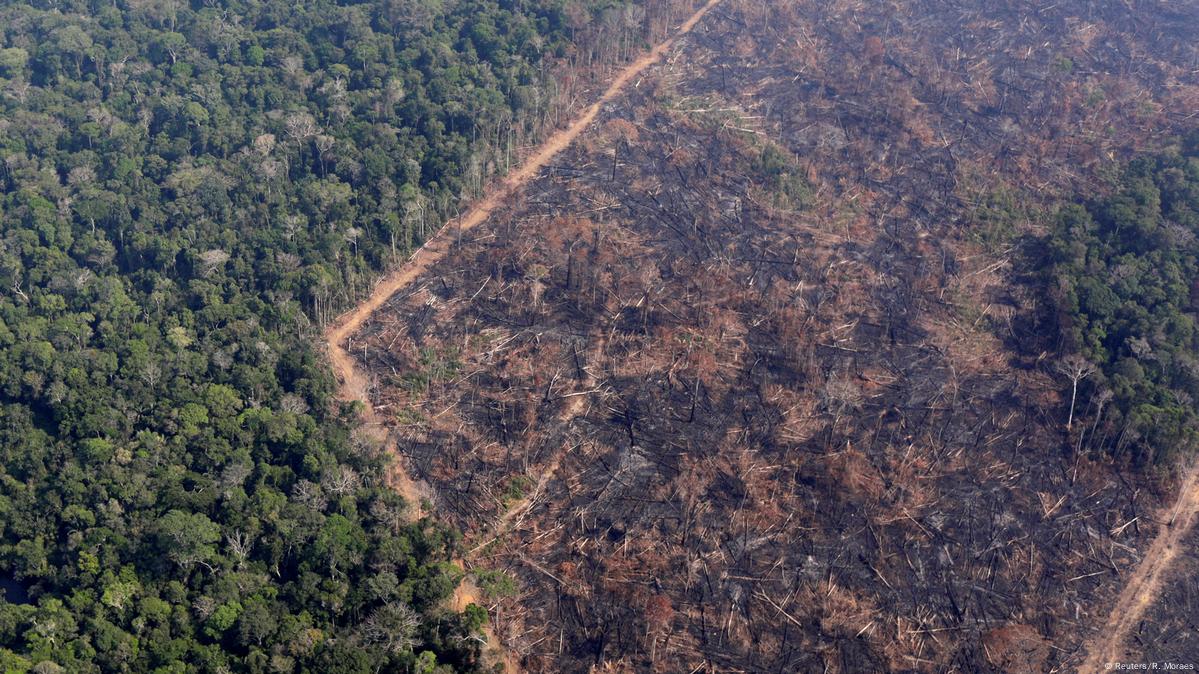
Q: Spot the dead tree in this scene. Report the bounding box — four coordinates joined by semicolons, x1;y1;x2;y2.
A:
1055;354;1096;430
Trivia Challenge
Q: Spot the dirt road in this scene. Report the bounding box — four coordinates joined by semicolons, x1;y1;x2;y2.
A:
324;0;721;509
325;0;723;379
322;0;723;669
1076;460;1199;672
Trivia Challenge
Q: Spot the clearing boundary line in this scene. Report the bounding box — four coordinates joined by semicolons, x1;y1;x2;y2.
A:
324;0;722;512
322;0;724;670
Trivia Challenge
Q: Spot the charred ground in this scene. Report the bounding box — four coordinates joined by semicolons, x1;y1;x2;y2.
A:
350;1;1199;671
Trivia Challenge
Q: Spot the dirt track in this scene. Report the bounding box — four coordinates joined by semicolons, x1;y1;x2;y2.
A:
1076;460;1199;672
322;0;723;669
323;0;722;513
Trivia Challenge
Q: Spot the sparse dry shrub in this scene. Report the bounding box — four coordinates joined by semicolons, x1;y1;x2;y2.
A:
807;579;878;640
881;443;939;515
982;624;1050;673
1000;540;1044;598
731;33;757;59
863;35;885;65
666;144;696;168
767;383;821;445
884;607;952;672
587;659;637;674
824;445;886;500
603;118;640;145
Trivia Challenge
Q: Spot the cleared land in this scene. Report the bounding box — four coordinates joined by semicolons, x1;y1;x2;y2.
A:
325;1;725;670
1078;463;1199;671
344;0;1198;671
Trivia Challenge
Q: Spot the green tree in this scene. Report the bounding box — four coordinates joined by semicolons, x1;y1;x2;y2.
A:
156;510;221;571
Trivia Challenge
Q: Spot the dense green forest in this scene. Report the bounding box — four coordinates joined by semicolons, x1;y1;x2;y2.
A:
0;0;655;670
1047;133;1199;467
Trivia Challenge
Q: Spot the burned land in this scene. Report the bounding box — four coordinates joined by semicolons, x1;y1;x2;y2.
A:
1130;521;1199;667
350;0;1199;671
